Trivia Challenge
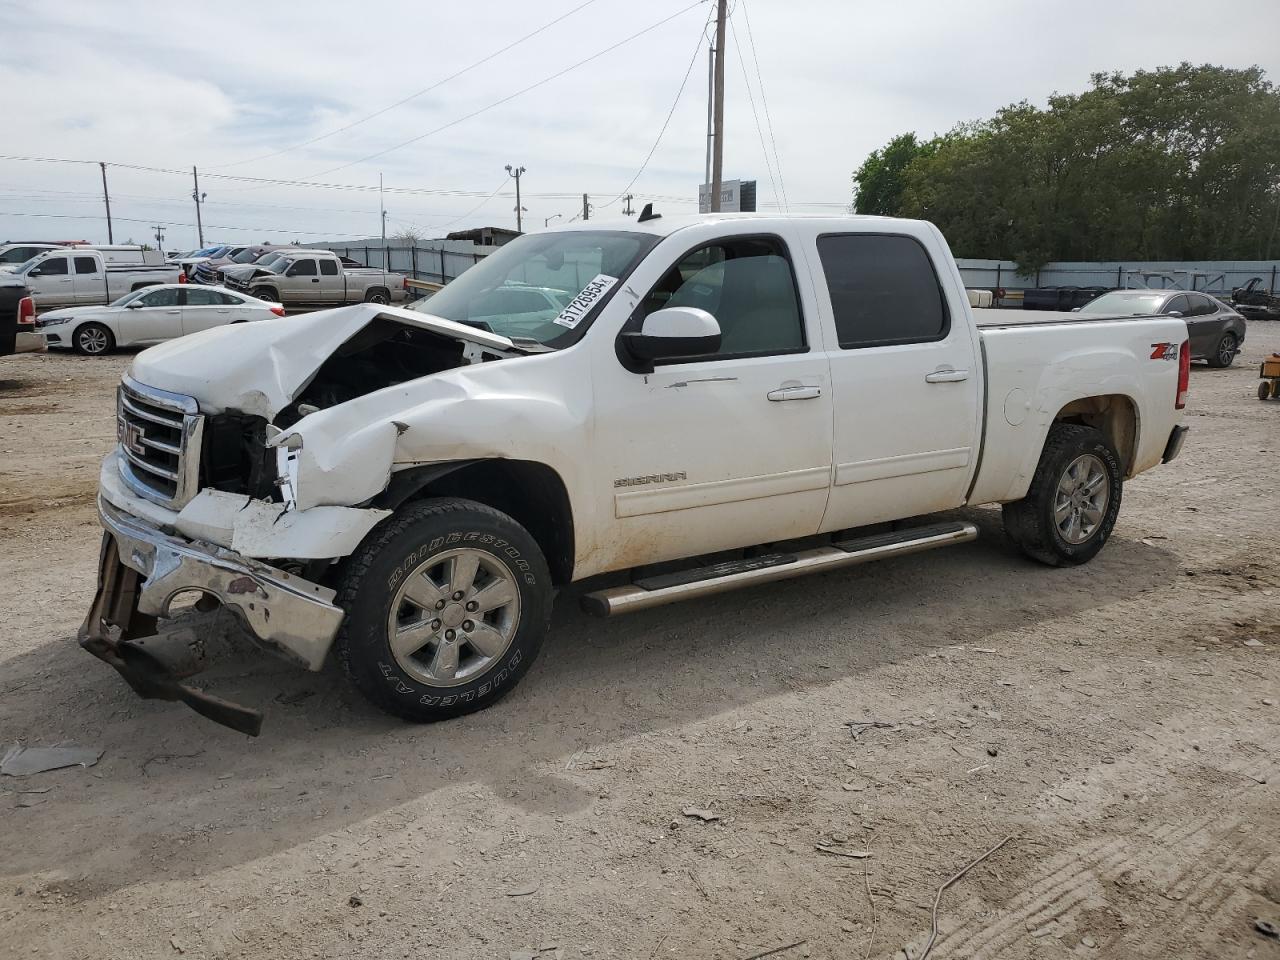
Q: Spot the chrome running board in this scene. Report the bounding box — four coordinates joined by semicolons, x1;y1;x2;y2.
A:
581;521;978;617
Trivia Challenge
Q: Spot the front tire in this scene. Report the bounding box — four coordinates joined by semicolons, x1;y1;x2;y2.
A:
1002;424;1123;566
1206;332;1238;368
73;322;115;355
335;498;552;722
254;287;279;303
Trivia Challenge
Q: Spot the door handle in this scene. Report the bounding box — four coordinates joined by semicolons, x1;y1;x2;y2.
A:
165;310;179;314
311;278;320;283
767;384;822;401
925;368;969;383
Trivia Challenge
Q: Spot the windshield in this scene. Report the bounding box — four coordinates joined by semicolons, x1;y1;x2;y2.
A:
265;258;295;274
1079;292;1166;314
232;247;266;264
251;252;285;269
407;231;657;346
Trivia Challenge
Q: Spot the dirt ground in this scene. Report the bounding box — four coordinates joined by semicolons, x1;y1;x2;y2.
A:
1;326;1278;960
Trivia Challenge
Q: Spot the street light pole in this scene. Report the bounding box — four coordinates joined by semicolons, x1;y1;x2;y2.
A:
544;214;562;228
505;164;526;233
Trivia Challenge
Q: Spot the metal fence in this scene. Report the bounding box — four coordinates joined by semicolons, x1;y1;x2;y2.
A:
956;258;1280;295
315;241;494;287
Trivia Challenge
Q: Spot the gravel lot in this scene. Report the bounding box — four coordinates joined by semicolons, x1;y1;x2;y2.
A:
1;326;1278;960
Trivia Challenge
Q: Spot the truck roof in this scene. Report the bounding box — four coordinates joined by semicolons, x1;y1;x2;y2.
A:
543;212;932;238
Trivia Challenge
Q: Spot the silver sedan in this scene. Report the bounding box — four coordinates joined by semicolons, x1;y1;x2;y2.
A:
1078;289;1247;367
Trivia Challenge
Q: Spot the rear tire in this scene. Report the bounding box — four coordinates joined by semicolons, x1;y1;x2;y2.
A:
1002;424;1123;567
335;498;552;722
1206;332;1238;368
1261;381;1273;401
364;288;390;305
73;322;115;356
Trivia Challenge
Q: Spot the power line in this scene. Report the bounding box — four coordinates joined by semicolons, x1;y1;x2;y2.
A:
0;154;704;203
729;12;779;213
600;7;711;208
0;210;339;236
738;0;787;211
301;0;709;180
209;0;603;170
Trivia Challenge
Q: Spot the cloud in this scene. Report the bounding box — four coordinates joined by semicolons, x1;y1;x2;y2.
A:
2;0;1278;247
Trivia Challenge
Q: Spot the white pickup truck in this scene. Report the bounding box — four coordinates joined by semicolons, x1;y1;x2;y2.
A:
13;248;178;310
81;214;1190;735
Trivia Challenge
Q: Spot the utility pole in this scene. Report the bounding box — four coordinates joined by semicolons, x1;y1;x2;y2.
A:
582;193;590;222
191;166;206;246
622;194;635;216
151;225;165;249
99;162;114;243
704;41;714;195
505;164;526;232
710;0;727;212
379;173;386;243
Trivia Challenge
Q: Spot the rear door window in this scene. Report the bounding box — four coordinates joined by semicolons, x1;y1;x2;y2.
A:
184;288;220;306
816;234;949;348
1165;295;1190;316
74;256;98;274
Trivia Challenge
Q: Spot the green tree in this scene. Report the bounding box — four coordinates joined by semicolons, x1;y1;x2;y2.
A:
853;64;1280;270
852;133;932;215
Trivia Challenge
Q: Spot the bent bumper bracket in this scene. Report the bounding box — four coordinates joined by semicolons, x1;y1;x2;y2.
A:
79;533;264;737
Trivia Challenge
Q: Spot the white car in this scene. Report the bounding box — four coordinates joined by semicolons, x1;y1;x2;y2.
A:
36;284;285;354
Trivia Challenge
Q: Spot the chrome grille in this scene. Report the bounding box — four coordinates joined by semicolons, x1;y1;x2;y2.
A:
117;376;204;508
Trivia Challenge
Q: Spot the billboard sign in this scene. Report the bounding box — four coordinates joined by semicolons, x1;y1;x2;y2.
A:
698;179;757;213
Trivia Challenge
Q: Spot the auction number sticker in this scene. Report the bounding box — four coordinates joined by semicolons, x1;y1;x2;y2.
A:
553;274;619;329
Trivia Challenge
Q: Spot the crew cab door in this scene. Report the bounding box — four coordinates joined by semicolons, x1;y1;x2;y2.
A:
72;254;105;304
804;229;982;530
181;286;233;334
589;227;834;571
26;255;74;307
118;286;183;344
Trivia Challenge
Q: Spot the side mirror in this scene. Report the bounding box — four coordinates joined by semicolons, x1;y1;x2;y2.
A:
126;301;144;309
621;307;721;372
1166;310;1183;318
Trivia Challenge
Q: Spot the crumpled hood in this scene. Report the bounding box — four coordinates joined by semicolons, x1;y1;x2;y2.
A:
128;302;517;418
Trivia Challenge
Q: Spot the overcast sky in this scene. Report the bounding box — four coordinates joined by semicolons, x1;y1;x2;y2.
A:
2;0;1278;249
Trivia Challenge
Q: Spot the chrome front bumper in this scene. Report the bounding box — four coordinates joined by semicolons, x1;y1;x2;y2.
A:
97;496;344;670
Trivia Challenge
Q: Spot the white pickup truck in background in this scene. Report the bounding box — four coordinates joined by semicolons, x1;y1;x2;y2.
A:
12;248;178;309
80;213;1190;735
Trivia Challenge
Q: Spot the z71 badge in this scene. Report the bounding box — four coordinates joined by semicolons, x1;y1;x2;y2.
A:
1150;343;1178;361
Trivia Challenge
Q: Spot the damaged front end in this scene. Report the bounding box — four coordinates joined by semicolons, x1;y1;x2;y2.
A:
84;303;525;734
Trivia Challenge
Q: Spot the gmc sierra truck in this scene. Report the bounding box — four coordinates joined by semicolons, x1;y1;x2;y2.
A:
81;214;1190;735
